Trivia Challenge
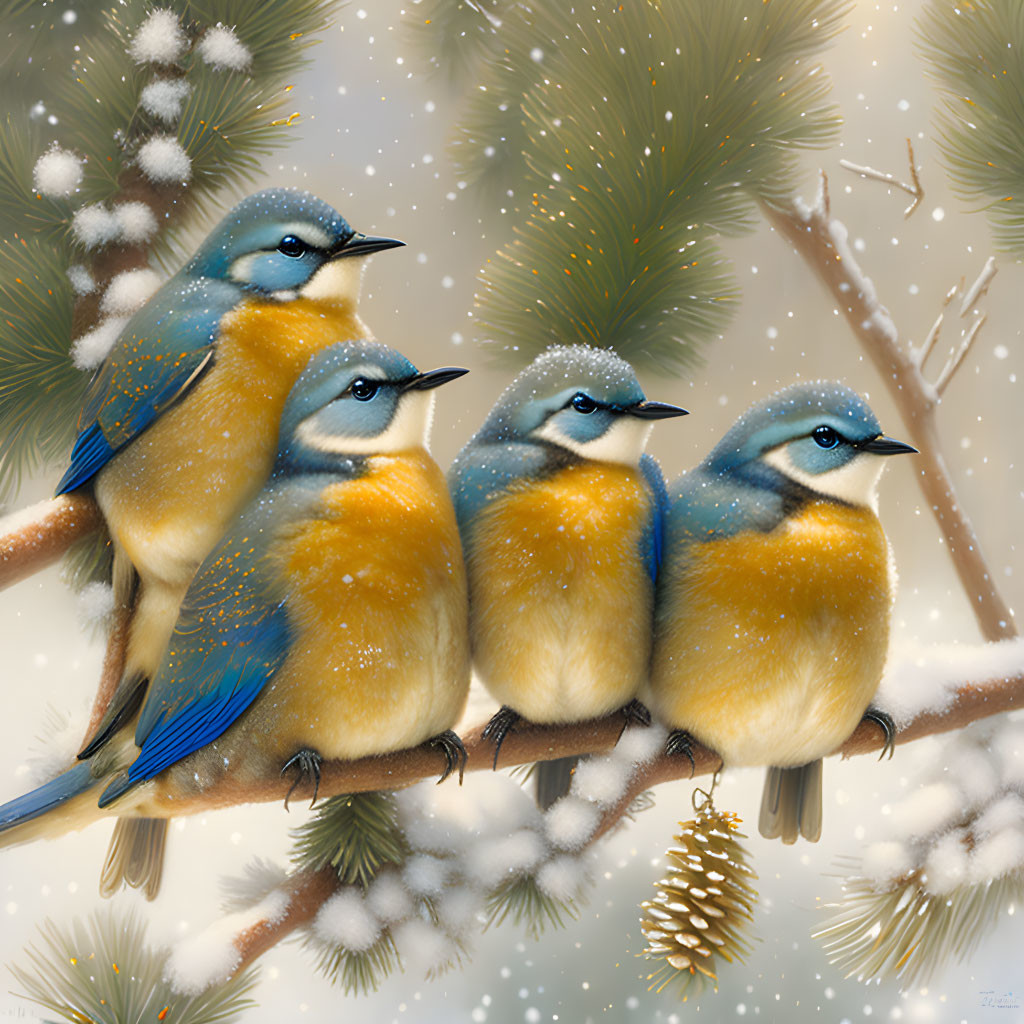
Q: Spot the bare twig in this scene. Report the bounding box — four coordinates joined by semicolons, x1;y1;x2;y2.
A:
0;494;102;590
959;255;998;317
935;314;986;397
840;138;923;217
762;198;1016;642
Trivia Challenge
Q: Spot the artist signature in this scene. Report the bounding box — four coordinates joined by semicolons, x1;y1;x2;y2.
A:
979;990;1021;1010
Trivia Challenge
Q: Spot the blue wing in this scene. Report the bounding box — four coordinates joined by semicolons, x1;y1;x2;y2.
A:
95;496;303;808
639;453;669;581
56;277;241;494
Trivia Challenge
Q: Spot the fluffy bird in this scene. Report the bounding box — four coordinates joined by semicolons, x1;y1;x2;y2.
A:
647;381;914;843
58;188;403;895
449;345;687;807
3;341;470;878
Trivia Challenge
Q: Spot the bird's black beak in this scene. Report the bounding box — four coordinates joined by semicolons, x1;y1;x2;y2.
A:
333;232;406;259
858;434;918;455
627;401;689;420
404;367;470;391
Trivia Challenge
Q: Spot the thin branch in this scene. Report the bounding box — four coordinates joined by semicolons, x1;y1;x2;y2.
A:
958;255;997;318
913;310;944;372
0;494;101;590
935;313;986;397
215;663;1024;976
762;198;1016;642
840;138;923;217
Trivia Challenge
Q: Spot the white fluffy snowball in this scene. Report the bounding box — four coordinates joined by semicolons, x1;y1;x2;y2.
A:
115;201;158;243
545;796;600;850
861;840;914;887
612;722;668;766
391;917;453;973
366;870;414;924
314;888;381;952
402;854;450;897
71;316;128;370
140;78;191;122
137;135;191;184
467;828;546;887
198;25;252;71
536;855;586;902
570;757;631;808
67;264;95;295
923;830;969;894
889;782;964;841
100;268;161;317
129;8;187;64
72;204;119;249
32;145;82;196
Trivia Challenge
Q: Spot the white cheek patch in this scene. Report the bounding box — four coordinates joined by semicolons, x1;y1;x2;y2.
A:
295;390;435;456
228;251;258;284
532;414;652;466
300;258;364;305
763;445;885;511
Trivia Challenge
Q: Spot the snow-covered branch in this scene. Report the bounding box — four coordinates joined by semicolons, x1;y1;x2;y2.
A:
169;638;1024;989
839;138;923;217
762;192;1016;643
0;494;101;590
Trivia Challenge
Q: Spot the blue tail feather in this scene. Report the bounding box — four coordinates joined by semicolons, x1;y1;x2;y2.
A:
0;762;96;833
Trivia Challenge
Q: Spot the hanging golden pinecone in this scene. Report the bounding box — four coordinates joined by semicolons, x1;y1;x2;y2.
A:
640;805;758;999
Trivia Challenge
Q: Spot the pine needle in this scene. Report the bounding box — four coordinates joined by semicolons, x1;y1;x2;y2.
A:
9;908;258;1024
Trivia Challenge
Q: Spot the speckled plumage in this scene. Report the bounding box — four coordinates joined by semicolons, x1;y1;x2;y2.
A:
57;190;403;897
1;342;468;869
647;381;912;843
450;346;685;805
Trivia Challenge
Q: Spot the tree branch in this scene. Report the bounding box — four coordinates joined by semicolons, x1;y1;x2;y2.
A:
761;193;1016;642
214;661;1024;978
0;493;101;590
839;138;923;218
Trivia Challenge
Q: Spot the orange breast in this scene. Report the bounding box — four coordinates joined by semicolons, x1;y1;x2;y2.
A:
467;461;653;722
259;450;470;759
649;500;892;767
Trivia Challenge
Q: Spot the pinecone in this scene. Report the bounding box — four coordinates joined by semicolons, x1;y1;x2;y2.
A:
640;807;758;998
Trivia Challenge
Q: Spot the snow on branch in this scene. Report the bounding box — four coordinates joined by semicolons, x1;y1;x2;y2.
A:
762;190;1016;643
839;138;923;218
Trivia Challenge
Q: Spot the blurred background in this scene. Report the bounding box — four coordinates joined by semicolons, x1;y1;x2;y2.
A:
1;1;1022;1020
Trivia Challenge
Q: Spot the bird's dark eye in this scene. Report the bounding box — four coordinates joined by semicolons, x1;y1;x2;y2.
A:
278;235;306;258
350;378;378;401
812;425;840;449
571;392;598;414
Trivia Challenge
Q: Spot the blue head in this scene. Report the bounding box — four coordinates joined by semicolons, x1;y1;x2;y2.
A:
182;188;404;302
473;345;686;465
277;341;468;467
706;381;915;508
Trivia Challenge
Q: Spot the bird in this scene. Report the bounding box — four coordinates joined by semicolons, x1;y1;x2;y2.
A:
646;381;915;843
56;187;404;896
0;340;471;868
448;344;687;808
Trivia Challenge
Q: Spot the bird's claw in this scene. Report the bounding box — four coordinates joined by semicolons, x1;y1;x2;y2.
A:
482;705;521;770
430;729;467;785
665;729;696;778
281;748;322;809
863;706;896;760
619;698;652;738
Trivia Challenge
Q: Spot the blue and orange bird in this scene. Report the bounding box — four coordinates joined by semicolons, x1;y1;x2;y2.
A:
56;188;403;894
0;341;470;860
647;381;915;843
448;345;687;807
